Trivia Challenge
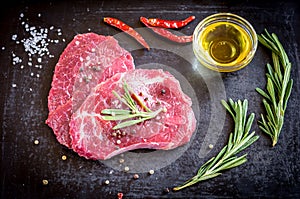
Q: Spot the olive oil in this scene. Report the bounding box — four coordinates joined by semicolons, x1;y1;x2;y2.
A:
198;22;252;68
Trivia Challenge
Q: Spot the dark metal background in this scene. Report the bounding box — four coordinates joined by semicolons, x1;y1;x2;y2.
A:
1;0;299;198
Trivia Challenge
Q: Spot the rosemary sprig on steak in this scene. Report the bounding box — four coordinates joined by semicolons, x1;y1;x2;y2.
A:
101;82;164;130
173;99;259;191
255;29;293;146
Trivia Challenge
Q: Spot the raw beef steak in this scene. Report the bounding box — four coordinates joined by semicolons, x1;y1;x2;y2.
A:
46;33;135;148
69;69;197;160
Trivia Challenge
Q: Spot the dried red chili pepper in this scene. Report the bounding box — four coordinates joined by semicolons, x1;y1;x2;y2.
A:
140;17;193;43
104;17;150;50
147;15;195;29
117;192;123;199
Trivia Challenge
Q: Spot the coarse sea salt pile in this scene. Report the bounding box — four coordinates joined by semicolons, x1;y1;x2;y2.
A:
9;12;65;88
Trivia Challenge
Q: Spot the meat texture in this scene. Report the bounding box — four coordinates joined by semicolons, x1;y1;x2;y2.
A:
46;33;135;148
69;69;197;160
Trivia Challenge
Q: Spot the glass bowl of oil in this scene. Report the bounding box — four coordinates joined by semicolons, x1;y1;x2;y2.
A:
193;13;258;72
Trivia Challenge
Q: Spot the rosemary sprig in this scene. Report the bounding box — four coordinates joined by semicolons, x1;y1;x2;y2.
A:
256;29;293;146
173;99;259;191
101;82;163;130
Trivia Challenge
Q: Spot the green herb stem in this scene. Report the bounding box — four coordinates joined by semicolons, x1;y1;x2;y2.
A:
101;82;163;130
173;99;259;191
256;29;293;146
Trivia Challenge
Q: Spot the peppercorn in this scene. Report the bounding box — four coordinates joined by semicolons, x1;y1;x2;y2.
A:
61;155;67;160
163;187;170;194
133;174;139;179
149;169;154;175
42;179;48;185
124;166;130;172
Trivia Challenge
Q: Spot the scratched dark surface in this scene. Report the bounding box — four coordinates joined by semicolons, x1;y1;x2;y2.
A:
1;0;300;198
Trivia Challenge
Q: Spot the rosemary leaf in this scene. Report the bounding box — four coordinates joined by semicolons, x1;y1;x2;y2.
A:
197;157;215;176
256;29;293;146
272;53;282;81
283;80;293;110
243;113;255;137
102;114;137;121
101;109;132;115
112;90;132;111
221;100;234;118
256;88;271;101
112;117;151;130
214;154;248;172
173;99;259;191
197;172;222;182
205;146;228;171
227;133;234;153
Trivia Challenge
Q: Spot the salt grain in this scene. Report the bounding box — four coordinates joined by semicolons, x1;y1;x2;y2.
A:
11;34;17;40
12;53;22;65
124;166;129;172
149;169;155;175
